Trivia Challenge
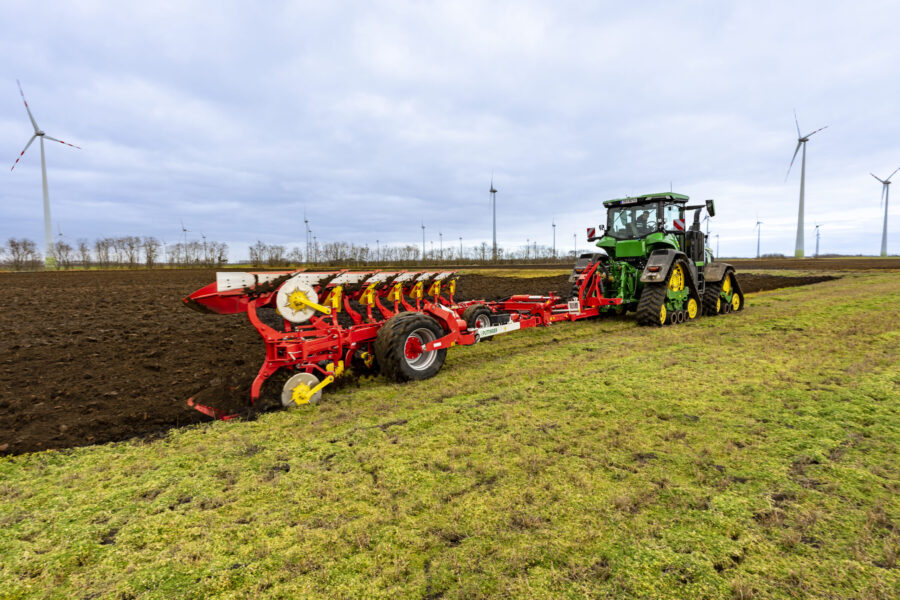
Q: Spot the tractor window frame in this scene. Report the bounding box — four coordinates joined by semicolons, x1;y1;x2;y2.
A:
606;202;661;240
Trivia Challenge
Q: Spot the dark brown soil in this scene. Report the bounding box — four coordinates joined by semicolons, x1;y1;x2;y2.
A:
0;268;840;455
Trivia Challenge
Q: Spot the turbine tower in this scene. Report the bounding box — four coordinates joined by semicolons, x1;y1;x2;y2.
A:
814;223;821;257
871;168;899;257
786;111;828;258
490;175;498;261
421;222;426;261
755;218;763;259
10;80;81;267
552;218;556;259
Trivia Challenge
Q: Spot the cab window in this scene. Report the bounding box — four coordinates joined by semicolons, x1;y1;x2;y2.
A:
663;204;684;231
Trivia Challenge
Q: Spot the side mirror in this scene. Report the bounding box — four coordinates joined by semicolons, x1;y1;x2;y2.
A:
705;199;716;217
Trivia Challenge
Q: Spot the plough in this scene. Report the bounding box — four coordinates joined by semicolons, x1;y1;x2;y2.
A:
183;265;615;418
184;192;744;418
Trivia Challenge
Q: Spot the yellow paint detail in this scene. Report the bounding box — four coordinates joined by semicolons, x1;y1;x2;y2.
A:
287;288;331;315
687;297;698;319
659;304;667;325
428;280;441;297
446;279;457;296
668;263;685;292
412;281;424;299
361;283;379;305
716;297;722;313
387;282;404;302
323;286;343;313
732;293;741;311
722;275;732;294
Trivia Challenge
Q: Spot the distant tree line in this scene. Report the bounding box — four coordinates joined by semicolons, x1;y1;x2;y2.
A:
248;240;576;267
2;236;581;271
0;236;228;271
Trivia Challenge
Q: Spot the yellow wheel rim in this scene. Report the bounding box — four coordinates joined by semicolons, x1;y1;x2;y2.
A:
716;297;721;313
668;263;685;292
687;298;698;319
722;275;732;294
659;304;667;325
732;293;741;311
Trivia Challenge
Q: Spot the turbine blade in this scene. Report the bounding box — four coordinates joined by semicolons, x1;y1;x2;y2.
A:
793;109;801;138
786;141;802;180
10;134;37;171
871;173;885;183
887;167;900;182
16;80;40;132
41;135;81;150
804;125;828;138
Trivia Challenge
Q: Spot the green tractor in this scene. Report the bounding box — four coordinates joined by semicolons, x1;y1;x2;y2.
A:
572;192;744;326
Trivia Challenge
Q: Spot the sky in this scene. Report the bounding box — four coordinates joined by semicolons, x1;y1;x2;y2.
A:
2;0;899;260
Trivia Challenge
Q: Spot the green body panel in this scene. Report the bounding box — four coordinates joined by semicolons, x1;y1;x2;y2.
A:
613;239;646;258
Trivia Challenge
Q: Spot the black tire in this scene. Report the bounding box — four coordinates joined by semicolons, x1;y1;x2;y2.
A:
462;304;494;342
375;312;448;382
636;282;667;327
702;280;723;317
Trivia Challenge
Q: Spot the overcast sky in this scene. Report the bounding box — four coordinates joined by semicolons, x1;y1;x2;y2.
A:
2;0;899;259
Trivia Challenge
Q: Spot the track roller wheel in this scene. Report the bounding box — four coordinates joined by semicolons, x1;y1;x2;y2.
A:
375;312;448;382
462;304;494;342
686;297;699;321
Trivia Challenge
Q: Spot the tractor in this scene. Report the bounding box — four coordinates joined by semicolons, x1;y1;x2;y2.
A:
572;192;744;326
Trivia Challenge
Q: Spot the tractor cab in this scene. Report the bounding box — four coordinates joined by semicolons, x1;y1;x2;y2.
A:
591;193;689;261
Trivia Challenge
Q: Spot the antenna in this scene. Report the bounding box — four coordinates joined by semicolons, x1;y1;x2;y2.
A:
786;110;828;258
11;80;82;267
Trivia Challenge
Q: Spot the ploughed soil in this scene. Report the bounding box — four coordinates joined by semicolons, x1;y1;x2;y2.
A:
0;268;838;455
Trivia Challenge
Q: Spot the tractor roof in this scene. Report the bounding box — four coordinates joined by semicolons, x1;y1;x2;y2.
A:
603;192;690;207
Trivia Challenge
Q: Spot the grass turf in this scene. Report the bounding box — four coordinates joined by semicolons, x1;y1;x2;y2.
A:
1;272;898;599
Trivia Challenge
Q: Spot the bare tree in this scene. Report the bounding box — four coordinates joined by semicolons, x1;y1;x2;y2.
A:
5;238;41;271
51;240;74;269
77;239;92;268
123;236;141;267
142;237;160;268
265;244;286;267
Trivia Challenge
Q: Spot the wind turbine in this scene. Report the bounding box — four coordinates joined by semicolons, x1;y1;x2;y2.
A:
490;174;498;261
786;111;828;258
421;221;426;261
871;168;899;257
814;223;821;257
552;218;557;259
755;217;763;259
303;208;310;264
10;80;82;267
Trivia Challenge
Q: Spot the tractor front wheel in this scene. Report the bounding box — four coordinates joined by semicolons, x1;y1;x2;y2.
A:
462;304;494;342
375;312;448;382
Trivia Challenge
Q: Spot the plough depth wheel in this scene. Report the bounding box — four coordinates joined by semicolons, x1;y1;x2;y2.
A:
375;312;448;382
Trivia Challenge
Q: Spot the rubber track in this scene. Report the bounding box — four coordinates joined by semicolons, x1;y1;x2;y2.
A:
636;281;667;326
374;312;432;382
703;280;723;316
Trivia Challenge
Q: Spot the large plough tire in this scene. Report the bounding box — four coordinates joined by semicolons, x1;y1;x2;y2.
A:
375;312;448;382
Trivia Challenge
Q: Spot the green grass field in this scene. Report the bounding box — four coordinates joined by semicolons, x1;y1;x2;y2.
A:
1;272;898;599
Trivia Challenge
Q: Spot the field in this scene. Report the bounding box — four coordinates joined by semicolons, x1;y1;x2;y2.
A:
0;261;898;598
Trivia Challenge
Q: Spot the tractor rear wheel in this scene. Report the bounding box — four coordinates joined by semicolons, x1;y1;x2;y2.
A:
375;312;448;382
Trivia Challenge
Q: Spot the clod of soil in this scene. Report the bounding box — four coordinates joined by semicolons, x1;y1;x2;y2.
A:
0;268;837;455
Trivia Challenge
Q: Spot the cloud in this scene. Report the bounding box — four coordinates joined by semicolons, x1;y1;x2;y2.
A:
1;0;898;259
